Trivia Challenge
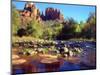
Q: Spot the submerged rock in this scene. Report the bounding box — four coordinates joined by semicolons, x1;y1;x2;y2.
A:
80;49;96;67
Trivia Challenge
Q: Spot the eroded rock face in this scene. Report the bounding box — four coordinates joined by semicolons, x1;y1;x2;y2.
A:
41;7;64;21
20;2;41;26
19;2;64;26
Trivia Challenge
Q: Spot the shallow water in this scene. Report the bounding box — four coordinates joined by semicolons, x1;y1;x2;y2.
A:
12;41;96;74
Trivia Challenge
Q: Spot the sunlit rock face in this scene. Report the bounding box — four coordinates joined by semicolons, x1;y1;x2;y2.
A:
16;2;65;32
41;7;64;21
19;2;64;26
23;2;40;19
19;2;42;26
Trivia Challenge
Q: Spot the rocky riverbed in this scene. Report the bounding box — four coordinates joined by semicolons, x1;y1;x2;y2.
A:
12;40;96;74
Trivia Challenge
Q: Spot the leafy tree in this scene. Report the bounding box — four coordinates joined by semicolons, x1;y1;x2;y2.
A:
42;27;53;40
12;4;21;35
28;20;44;38
42;20;63;40
75;24;81;33
52;23;63;39
82;13;96;38
57;18;77;40
81;12;96;39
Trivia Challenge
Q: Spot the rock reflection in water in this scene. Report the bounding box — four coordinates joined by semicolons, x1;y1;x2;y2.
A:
12;63;37;75
59;61;80;71
12;41;96;74
80;49;96;69
40;58;61;72
12;56;96;74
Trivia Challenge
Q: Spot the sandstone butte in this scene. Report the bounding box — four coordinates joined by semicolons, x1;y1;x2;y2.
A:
18;2;64;26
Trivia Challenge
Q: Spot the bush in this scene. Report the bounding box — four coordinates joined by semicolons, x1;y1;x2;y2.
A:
17;28;27;37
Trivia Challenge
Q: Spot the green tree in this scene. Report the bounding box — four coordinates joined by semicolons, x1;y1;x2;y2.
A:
57;18;77;39
12;4;21;35
52;23;63;39
75;24;81;33
42;27;53;40
82;12;96;39
29;20;44;39
42;21;63;40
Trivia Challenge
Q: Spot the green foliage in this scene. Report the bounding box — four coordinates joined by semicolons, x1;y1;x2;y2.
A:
52;23;63;35
43;48;49;54
42;21;63;40
12;4;96;40
26;24;34;36
12;4;21;35
81;12;96;39
75;24;81;33
42;27;53;40
57;18;77;39
27;20;44;38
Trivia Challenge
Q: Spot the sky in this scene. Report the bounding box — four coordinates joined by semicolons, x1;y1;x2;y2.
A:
12;1;96;23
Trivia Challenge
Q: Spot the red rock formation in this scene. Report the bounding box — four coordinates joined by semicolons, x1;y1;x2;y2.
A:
20;2;42;26
41;7;64;21
19;3;64;26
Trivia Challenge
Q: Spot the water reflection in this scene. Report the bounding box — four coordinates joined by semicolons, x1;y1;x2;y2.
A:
12;41;96;74
12;63;38;74
59;61;80;71
12;58;96;74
